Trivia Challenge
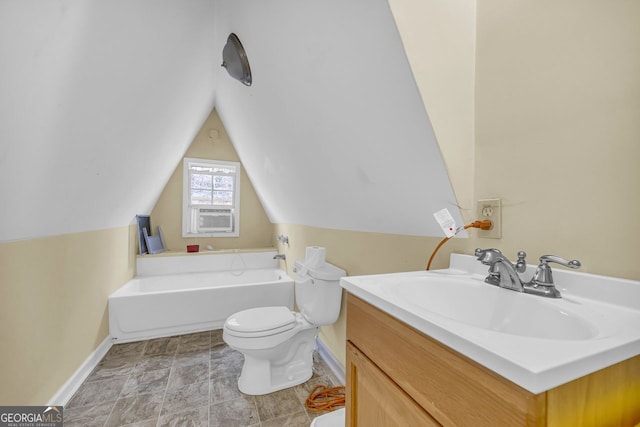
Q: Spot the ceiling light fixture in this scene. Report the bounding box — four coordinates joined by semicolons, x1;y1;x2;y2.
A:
221;33;252;86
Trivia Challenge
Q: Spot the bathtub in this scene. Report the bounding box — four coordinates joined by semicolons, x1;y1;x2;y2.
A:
109;250;294;343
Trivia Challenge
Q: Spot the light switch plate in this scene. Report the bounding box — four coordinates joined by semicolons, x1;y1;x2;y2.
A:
477;198;501;238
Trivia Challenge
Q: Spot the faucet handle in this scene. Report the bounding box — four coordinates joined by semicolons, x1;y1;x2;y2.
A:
539;255;581;269
532;255;581;286
515;251;527;273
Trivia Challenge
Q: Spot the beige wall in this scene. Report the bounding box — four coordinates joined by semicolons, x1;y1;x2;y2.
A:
0;225;136;404
390;0;639;279
275;0;640;368
389;0;640;279
150;109;273;252
474;0;640;279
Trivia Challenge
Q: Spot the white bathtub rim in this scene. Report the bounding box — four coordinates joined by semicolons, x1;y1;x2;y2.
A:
110;268;292;297
136;250;279;276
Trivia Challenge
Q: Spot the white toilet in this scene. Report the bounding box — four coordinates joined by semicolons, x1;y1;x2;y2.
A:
223;249;346;395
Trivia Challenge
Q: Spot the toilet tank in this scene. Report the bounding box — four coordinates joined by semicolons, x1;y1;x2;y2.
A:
294;260;346;326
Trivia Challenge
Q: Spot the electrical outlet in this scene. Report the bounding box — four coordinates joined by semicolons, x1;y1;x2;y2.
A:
477;198;501;238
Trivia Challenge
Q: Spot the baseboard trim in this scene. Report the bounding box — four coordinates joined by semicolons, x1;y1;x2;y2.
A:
316;338;346;385
47;335;113;406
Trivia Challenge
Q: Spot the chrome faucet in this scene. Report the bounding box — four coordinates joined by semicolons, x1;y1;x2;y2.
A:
273;254;286;260
475;248;580;298
475;248;526;292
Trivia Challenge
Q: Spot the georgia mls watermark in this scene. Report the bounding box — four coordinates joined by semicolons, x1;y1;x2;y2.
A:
0;406;63;427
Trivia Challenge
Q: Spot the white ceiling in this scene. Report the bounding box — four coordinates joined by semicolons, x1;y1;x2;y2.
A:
0;0;462;242
215;0;462;236
0;0;217;242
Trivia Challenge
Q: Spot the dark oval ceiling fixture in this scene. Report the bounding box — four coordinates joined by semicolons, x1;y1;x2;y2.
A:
221;33;252;86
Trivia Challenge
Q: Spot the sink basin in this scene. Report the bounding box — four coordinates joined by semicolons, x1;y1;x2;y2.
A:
340;253;640;393
379;276;596;340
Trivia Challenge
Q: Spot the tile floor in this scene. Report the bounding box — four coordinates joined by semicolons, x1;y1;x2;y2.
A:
64;330;342;427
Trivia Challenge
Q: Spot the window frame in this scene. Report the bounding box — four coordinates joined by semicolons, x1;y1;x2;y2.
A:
182;157;241;238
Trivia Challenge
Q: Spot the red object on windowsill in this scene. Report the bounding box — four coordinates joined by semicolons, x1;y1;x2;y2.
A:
187;245;199;253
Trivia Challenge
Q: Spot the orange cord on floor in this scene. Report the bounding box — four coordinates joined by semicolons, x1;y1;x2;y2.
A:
426;220;492;270
305;384;346;412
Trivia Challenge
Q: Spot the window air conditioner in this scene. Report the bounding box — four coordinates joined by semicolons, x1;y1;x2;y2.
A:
197;208;233;232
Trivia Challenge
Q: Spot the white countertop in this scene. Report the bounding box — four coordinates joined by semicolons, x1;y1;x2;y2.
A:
340;253;640;394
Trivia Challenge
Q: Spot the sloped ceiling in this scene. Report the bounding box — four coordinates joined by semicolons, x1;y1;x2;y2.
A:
215;0;462;236
0;0;217;242
0;0;462;242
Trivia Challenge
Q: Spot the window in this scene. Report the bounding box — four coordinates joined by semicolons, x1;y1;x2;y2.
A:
182;158;240;237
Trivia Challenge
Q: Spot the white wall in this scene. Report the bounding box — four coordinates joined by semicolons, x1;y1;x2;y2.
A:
0;0;217;242
214;0;462;237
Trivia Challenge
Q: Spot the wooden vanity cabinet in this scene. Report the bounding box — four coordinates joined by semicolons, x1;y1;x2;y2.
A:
345;294;640;427
347;341;440;426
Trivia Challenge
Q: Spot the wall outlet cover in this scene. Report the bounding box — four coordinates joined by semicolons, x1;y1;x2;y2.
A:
477;198;501;239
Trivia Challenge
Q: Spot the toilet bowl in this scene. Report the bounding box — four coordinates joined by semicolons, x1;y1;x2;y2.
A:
223;307;319;395
223;250;345;395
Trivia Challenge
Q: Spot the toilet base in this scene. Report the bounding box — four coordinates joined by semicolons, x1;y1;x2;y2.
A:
238;355;314;395
234;327;318;395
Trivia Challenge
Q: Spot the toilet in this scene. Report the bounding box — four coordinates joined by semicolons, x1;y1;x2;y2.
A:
223;248;346;395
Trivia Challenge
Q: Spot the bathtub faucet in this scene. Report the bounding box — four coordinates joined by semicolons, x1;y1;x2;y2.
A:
273;254;286;260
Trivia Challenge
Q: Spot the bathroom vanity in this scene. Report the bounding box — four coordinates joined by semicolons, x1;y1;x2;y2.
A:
341;254;640;426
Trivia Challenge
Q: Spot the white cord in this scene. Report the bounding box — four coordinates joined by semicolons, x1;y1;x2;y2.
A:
230;249;247;276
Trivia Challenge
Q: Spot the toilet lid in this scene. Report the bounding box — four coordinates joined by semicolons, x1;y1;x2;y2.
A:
225;306;296;337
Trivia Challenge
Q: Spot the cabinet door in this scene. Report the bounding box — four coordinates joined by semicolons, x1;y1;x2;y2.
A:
346;341;440;427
